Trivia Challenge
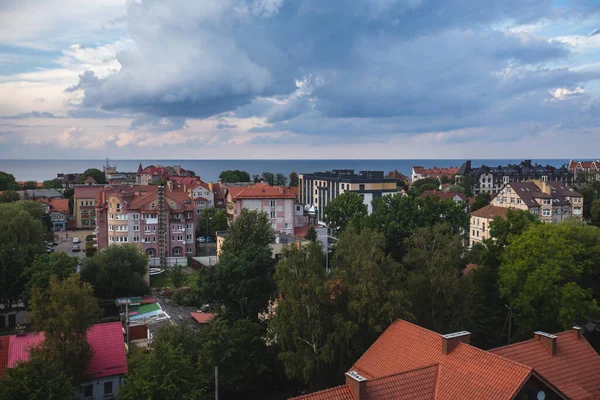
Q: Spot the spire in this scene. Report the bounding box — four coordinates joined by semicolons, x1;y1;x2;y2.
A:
137;163;143;175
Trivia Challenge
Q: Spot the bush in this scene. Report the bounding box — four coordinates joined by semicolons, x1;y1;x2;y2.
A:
172;289;185;306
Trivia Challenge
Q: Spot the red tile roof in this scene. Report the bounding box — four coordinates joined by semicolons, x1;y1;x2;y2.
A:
419;190;467;202
2;322;127;380
363;364;439;400
386;169;410;181
190;312;216;324
74;186;104;199
463;263;479;276
0;336;10;377
291;385;354;400
228;184;297;200
491;330;600;400
413;166;459;177
39;198;69;214
471;204;510;219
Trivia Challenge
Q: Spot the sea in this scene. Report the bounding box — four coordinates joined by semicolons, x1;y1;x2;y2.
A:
0;159;570;182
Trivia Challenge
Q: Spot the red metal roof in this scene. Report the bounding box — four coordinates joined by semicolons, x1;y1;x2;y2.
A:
7;332;44;368
291;385;354;400
491;330;600;400
190;312;216;324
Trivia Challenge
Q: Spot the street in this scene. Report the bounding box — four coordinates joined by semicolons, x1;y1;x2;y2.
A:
51;230;95;261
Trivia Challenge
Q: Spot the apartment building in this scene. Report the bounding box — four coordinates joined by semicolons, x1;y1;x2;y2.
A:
568;159;600;181
74;186;104;229
411;165;460;182
136;164;191;185
457;160;574;195
490;181;582;223
96;185;196;257
469;205;510;247
226;183;302;235
299;170;398;221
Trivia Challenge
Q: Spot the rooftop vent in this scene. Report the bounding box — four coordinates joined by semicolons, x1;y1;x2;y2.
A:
572;326;582;340
442;331;471;354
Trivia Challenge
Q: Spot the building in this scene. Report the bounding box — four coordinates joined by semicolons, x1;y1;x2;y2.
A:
216;230;308;262
469;204;510;247
457;160;574;195
490;181;583;223
39;198;70;231
16;189;63;200
419;190;468;206
74;186;104;229
411;165;460;182
385;169;411;188
0;322;128;400
294;319;600;400
567;159;600;182
57;173;82;190
226;183;301;235
95;185;197;257
136;164;191;185
299;170;398;221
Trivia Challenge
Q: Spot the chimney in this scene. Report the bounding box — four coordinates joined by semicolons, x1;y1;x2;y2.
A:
534;331;557;355
279;186;284;194
208;182;213;192
442;331;471;355
572;326;582;340
345;371;366;400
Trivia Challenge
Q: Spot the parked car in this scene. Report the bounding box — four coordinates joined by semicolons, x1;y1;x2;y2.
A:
46;246;54;254
197;236;215;243
72;245;81;252
73;237;81;244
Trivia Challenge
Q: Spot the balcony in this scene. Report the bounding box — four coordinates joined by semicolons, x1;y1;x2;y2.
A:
146;218;158;224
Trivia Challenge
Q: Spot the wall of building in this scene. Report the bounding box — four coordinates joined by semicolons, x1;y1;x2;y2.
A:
469;216;492;247
77;375;124;400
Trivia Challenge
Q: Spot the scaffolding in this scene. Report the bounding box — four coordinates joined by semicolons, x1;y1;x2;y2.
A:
158;185;168;269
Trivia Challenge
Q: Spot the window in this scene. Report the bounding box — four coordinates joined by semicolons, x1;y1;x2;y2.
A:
186;234;192;240
132;214;140;220
482;223;486;232
104;381;113;396
83;384;93;398
270;200;276;207
285;223;291;229
177;235;183;241
152;237;156;243
517;199;522;204
109;225;114;231
472;230;475;236
507;187;511;193
109;203;113;211
186;223;193;229
151;203;156;209
109;236;114;243
145;226;151;232
186;212;192;218
173;248;182;256
186;247;192;254
359;184;365;191
542;209;551;217
542;199;551;205
270;211;276;219
116;203;121;211
133;236;139;242
134;225;139;231
510;198;515;204
147;249;156;257
574;207;582;215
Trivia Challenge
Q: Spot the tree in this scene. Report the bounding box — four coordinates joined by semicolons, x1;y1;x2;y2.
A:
578;181;600;219
22;252;78;304
409;177;439;196
0;201;46;310
197;208;228;237
0;171;19;190
77;168;105;184
440;175;451;184
271;243;345;389
29;274;102;383
275;173;288;186
197;209;275;319
324;192;368;235
252;174;261;183
0;349;75;400
43;178;63;189
21;180;38;189
289;171;299;187
261;172;275;186
0;190;20;203
498;222;600;341
81;244;149;299
457;174;475;197
403;224;467;333
591;199;600;226
471;192;491;212
219;170;250;183
118;340;203;400
489;209;539;248
305;226;318;243
170;263;188;289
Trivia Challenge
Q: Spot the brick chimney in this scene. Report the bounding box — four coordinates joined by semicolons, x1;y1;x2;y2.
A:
442;331;471;355
345;371;366;400
572;326;582;340
534;331;557;355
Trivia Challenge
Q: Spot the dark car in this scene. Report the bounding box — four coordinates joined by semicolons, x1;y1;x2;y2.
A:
71;245;81;252
46;247;54;254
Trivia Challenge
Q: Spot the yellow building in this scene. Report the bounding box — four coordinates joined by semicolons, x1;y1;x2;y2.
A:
73;186;104;229
469;205;510;247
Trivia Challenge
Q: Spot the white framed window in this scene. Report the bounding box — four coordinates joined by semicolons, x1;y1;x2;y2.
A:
173;248;182;256
109;225;114;231
170;202;175;208
152;237;156;242
186;223;193;229
574;207;582;215
186;234;192;240
510;198;515;204
270;211;276;219
270;200;276;207
151;203;156;209
177;235;183;241
133;225;139;231
109;236;114;243
133;236;139;242
145;226;151;232
109;203;113;211
186;247;192;254
542;199;551;205
285;223;291;229
132;214;140;220
542;209;551;216
186;212;192;218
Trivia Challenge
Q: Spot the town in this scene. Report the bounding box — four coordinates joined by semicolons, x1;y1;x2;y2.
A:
0;158;599;399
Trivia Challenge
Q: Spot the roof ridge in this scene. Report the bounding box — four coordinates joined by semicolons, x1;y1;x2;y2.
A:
459;342;533;372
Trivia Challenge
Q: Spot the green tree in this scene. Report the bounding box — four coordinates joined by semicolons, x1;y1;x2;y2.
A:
578;181;600;218
0;190;20;203
440;175;451;184
289;171;299;187
275;173;288;186
0;171;19;190
197;209;275;319
21;180;38;189
324;192;368;235
197;208;228;237
489;209;539;248
457;174;475;197
118;340;203;400
261;172;275;186
471;192;491;212
29;274;102;383
170;263;188;289
43;178;63;189
219;170;250;183
498;222;600;341
77;168;105;184
591;199;600;226
252;174;261;183
305;226;318;243
0;201;46;310
22;252;78;304
403;224;467;333
81;244;149;299
409;177;439;196
271;243;345;389
0;349;75;400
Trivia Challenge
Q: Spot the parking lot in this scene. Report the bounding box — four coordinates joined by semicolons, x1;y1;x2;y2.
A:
50;230;95;261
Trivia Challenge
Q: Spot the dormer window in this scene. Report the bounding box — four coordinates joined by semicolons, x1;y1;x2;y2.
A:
151;203;156;209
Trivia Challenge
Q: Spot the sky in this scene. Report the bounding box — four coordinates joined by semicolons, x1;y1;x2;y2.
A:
0;0;600;159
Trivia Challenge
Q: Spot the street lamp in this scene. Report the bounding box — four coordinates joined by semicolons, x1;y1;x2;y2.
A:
206;215;213;256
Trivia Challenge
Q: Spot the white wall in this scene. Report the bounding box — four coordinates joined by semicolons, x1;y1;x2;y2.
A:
242;199;262;211
76;375;124;400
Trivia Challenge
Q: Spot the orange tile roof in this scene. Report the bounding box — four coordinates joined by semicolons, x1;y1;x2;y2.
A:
463;263;479;276
190;312;216;324
491;330;600;400
39;198;69;214
471;204;510;219
228;184;297;200
363;364;439;400
291;385;354;400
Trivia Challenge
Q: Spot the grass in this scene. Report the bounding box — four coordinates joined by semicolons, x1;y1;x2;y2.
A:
150;268;200;290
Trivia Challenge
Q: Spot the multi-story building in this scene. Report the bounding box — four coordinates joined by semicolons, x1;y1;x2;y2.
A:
96;185;196;257
490;181;582;224
74;186;104;229
38;198;70;231
469;205;510;247
226;183;302;235
411;165;460;182
567;159;600;182
457;160;573;195
136;164;191;185
299;170;398;221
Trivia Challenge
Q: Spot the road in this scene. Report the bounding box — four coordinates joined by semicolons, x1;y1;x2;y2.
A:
51;230;94;262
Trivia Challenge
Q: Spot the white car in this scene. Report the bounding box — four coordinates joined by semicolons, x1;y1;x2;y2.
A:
73;237;81;244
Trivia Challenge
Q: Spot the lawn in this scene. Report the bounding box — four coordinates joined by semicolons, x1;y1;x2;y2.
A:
150;268;200;290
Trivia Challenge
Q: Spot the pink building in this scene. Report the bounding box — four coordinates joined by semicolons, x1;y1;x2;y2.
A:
226;183;303;235
96;185;197;257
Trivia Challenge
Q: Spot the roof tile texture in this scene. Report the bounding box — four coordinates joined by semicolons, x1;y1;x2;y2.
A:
290;385;355;400
471;205;510;219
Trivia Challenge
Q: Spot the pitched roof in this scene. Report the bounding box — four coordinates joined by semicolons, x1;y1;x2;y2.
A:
84;175;97;184
39;198;69;214
74;185;104;199
471;204;510;219
413;166;459;177
362;364;439;400
419;190;467;202
291;385;354;400
2;322;127;380
491;330;600;400
507;182;551;207
0;336;10;377
190;312;217;324
228;184;297;200
385;170;410;181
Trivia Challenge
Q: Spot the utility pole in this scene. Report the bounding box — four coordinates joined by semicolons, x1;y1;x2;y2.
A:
215;366;219;400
